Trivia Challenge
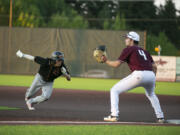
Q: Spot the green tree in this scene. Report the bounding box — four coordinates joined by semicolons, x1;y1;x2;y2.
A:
112;14;126;30
66;1;118;29
0;0;44;27
36;0;89;28
103;13;127;30
0;0;10;26
36;0;67;24
103;19;110;30
117;1;157;31
7;0;44;27
157;0;180;49
14;4;43;28
147;32;178;56
48;10;88;29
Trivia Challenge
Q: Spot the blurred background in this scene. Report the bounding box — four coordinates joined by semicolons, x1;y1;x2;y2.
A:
0;0;180;81
1;0;180;55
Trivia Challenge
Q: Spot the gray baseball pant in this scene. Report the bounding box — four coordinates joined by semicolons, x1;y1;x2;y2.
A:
25;73;53;104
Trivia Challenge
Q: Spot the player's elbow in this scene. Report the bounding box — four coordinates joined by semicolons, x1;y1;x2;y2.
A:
106;60;121;68
113;64;119;68
113;61;121;68
152;63;157;75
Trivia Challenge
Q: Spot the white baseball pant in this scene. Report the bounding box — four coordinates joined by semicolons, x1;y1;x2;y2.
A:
110;70;164;118
25;73;53;104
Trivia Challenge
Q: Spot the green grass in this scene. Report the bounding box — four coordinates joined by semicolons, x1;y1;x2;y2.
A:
0;125;179;135
0;106;20;110
0;74;180;96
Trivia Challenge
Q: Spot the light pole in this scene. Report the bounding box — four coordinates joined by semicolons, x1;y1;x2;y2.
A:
8;0;13;72
9;0;12;27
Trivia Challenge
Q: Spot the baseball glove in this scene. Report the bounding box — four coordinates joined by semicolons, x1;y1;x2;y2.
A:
93;45;107;63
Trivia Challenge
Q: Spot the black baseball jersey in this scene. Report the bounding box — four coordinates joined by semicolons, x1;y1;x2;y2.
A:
34;56;70;82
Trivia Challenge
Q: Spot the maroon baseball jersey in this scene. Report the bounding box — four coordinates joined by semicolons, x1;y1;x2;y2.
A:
118;45;154;72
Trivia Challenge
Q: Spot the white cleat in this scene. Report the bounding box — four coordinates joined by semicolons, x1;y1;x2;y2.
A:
104;115;119;122
25;97;28;102
157;118;166;123
26;100;35;111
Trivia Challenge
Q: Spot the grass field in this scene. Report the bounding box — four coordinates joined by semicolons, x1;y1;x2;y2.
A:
0;74;180;135
0;106;20;110
0;74;180;96
0;125;180;135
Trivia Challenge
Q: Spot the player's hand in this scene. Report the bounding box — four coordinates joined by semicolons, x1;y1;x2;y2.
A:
66;74;71;81
93;45;107;63
16;50;24;58
101;55;107;63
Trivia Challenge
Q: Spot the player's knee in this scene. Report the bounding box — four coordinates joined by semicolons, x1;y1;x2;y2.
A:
41;94;50;101
44;95;50;100
110;87;118;94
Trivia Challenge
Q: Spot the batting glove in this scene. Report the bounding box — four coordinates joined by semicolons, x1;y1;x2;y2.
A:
16;50;24;58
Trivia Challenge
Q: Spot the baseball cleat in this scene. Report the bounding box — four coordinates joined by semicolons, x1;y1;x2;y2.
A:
26;100;35;111
25;97;28;102
157;118;166;123
104;115;119;122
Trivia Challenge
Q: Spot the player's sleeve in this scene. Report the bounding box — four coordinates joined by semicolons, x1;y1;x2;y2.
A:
118;47;132;62
34;56;51;65
62;63;70;75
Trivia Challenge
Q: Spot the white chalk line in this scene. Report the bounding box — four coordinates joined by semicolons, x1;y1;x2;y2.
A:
0;121;172;125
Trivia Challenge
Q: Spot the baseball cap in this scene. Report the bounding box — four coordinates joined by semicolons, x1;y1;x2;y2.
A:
126;31;140;42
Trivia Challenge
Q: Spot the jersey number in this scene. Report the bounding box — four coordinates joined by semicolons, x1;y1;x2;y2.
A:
138;50;147;60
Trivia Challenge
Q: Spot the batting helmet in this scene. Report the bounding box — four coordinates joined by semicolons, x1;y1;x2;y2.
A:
51;51;64;61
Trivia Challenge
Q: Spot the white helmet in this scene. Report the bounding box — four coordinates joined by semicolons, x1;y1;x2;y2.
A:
126;31;140;42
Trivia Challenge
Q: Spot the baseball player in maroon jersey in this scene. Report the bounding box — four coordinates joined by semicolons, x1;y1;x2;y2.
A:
16;50;71;110
103;31;165;123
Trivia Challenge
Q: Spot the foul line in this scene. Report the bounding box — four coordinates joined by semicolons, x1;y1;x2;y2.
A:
0;121;173;125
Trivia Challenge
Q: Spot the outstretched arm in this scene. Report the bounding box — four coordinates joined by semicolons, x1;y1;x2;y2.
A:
101;55;122;68
61;67;71;81
105;60;122;68
16;50;34;61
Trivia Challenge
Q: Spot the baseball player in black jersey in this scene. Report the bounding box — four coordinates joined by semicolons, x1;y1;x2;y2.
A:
16;50;71;110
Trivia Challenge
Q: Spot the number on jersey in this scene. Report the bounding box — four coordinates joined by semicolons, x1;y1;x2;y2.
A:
138;50;147;60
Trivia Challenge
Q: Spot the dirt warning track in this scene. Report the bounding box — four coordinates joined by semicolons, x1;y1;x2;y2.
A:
0;86;180;125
